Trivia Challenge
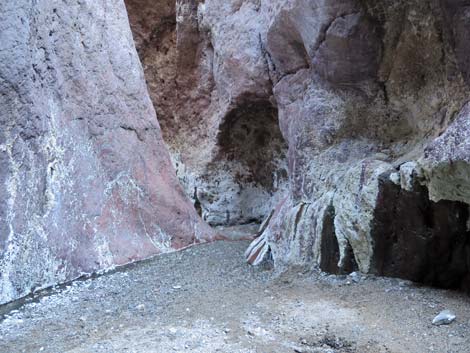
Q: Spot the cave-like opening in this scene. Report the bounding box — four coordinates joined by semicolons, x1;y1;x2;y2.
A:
216;99;287;193
124;0;290;227
197;98;288;226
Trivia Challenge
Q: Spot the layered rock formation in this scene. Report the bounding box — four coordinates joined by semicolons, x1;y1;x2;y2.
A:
128;0;470;290
0;0;214;305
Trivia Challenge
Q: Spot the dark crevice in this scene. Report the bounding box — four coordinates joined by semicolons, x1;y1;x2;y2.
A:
193;187;202;217
320;205;358;275
371;172;470;291
258;33;276;88
292;203;306;241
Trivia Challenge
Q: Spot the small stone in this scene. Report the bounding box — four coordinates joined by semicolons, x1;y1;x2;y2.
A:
432;310;456;326
389;172;400;185
136;304;145;311
349;271;361;283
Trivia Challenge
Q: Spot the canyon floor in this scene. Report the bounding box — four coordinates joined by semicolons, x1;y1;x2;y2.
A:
1;228;470;353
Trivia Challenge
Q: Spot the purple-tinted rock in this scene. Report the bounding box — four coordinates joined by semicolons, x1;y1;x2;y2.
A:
0;0;214;304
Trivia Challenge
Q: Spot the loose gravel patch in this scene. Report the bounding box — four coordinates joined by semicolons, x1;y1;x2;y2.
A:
1;241;470;353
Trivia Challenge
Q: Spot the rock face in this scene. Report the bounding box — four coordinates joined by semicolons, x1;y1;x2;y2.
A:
126;0;289;226
258;0;470;290
127;0;470;290
3;0;470;304
0;0;214;305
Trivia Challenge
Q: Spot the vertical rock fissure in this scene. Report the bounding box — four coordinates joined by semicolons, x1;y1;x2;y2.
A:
320;205;359;275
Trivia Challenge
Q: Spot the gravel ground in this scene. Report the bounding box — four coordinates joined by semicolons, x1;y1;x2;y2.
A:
1;239;470;353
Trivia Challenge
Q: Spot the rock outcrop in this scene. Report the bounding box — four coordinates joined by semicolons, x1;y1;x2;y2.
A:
127;0;470;290
258;0;470;290
126;0;289;226
3;0;470;304
0;0;214;305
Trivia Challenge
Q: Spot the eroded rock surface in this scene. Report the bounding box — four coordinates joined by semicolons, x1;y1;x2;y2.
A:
126;0;470;290
258;0;470;289
3;0;470;305
0;0;214;305
126;0;288;226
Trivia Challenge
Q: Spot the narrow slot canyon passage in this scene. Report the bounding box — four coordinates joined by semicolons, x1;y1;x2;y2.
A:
125;0;288;229
3;1;470;352
124;2;470;295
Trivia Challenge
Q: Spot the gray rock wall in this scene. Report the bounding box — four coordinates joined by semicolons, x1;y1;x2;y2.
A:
3;0;470;304
257;0;470;289
0;0;213;305
126;0;289;226
126;0;470;289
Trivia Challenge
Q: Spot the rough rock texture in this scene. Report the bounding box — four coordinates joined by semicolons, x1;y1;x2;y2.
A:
254;0;470;290
0;0;214;305
126;0;470;289
3;0;470;305
126;0;288;226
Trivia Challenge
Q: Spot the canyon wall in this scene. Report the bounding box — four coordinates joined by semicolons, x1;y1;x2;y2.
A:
0;0;214;305
126;0;289;226
129;0;470;290
2;0;470;304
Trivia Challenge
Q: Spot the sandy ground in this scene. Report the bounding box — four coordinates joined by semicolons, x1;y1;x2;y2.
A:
1;238;470;353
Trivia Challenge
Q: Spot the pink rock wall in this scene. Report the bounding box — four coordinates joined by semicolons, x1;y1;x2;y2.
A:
127;0;470;290
0;0;214;304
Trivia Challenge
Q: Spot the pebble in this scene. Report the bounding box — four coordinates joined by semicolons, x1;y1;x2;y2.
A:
432;310;456;326
349;272;361;283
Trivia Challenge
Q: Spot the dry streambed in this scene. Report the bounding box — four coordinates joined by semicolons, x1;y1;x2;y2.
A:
1;240;470;353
